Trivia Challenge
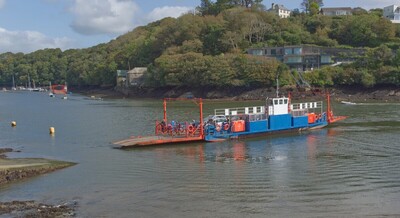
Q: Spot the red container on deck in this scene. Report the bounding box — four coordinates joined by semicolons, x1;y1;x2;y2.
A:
308;113;316;124
232;120;245;132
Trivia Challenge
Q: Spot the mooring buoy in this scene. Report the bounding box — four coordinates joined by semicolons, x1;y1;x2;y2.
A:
49;127;55;134
11;121;16;127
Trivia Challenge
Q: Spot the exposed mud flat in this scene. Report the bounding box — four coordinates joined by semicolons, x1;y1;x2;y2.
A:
0;148;77;217
0;148;76;185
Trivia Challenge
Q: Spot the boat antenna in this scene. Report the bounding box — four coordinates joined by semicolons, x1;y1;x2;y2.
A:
276;74;279;98
12;74;15;89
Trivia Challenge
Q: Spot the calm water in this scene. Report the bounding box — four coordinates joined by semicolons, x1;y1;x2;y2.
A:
0;92;399;217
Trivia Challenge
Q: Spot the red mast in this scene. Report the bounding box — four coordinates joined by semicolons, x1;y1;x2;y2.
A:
326;92;348;123
163;99;167;123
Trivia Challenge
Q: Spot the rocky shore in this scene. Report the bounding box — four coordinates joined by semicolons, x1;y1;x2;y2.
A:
0;200;76;218
0;148;77;217
73;85;400;102
0;148;76;185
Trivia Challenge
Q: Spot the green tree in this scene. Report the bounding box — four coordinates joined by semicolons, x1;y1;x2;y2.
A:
301;0;323;14
330;14;395;47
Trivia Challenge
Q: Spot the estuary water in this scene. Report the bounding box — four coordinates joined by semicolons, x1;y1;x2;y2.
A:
0;91;399;217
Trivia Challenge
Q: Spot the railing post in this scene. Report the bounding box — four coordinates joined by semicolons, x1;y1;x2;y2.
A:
163;99;167;123
199;98;204;138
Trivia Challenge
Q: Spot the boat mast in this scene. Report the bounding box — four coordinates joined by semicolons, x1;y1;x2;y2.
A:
276;76;279;98
163;99;167;123
12;74;15;89
327;92;332;123
28;73;31;89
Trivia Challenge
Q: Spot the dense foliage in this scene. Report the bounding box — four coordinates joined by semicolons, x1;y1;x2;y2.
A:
0;1;399;89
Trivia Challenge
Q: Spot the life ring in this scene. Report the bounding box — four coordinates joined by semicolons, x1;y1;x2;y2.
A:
156;124;162;133
223;123;230;131
216;124;221;132
188;125;194;133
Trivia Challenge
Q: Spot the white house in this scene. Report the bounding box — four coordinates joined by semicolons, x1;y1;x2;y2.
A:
268;3;291;18
383;5;400;23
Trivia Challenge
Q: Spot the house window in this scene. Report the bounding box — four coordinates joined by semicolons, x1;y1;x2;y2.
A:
251;49;263;56
293;47;302;55
271;49;276;55
321;55;331;64
285;56;302;63
285;48;293;55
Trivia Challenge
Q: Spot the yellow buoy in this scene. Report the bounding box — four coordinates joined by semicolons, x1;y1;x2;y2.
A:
11;121;16;127
49;127;55;134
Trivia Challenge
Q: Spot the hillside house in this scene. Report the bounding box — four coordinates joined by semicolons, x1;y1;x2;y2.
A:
126;67;147;86
383;5;400;23
320;7;352;16
248;45;365;72
268;3;291;18
116;67;147;87
116;70;128;87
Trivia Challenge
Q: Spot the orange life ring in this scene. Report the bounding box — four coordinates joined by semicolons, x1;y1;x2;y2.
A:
223;123;230;131
188;125;194;133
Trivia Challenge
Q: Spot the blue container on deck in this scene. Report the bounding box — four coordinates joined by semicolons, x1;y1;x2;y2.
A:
292;116;308;128
269;114;292;130
247;120;268;132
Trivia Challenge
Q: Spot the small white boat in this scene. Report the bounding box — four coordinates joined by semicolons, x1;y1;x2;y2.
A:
341;101;357;105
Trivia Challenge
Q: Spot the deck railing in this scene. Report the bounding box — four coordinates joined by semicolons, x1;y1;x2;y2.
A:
214;106;265;116
291;101;323;116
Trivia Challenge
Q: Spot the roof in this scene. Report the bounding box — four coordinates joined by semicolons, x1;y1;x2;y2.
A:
275;4;290;11
127;67;147;74
321;7;352;12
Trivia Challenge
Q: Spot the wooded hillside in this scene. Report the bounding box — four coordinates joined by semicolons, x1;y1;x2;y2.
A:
1;1;399;89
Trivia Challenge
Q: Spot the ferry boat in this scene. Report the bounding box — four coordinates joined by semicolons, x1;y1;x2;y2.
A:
113;92;347;148
203;93;346;142
50;83;68;99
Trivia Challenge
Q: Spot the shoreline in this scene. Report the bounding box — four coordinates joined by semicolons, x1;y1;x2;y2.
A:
0;148;77;217
71;86;400;102
0;148;76;185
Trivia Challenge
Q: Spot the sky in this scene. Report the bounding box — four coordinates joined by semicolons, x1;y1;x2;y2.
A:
0;0;396;54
